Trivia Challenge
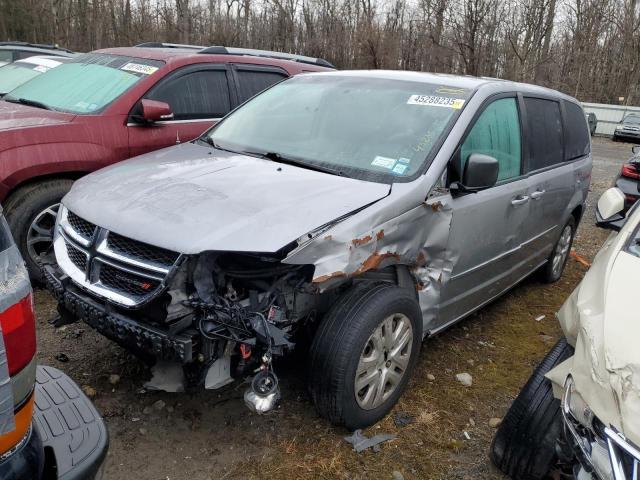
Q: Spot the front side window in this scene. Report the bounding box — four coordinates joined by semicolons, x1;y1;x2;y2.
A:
146;69;231;120
460;97;522;182
525;97;563;171
0;51;13;63
207;75;470;182
236;69;287;103
4;53;164;114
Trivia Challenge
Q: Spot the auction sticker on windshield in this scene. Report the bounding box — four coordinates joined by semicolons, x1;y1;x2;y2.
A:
407;95;465;109
121;63;159;75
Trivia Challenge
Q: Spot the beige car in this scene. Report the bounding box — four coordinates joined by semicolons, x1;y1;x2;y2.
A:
491;187;640;480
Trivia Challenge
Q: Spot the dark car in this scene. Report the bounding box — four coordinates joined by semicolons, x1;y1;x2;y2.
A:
0;207;108;479
586;111;597;135
613;145;640;211
613;113;640;142
0;42;76;65
0;43;333;282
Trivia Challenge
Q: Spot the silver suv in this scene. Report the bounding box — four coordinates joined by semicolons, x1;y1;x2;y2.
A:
43;71;592;429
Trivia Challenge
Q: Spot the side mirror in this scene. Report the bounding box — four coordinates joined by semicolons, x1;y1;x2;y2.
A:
461;153;499;190
140;99;173;123
596;187;626;231
632;145;640;155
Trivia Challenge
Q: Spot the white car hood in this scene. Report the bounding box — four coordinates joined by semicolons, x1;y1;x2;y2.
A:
549;223;640;445
62;142;391;254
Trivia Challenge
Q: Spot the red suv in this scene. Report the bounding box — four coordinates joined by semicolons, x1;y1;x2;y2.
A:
0;43;333;280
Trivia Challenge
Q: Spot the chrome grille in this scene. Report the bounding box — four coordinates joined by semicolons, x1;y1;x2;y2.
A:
606;427;640;480
66;211;97;240
107;232;179;268
66;243;87;272
54;206;180;307
98;263;162;301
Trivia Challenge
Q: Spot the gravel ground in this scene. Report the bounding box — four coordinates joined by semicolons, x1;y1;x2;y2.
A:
33;137;633;479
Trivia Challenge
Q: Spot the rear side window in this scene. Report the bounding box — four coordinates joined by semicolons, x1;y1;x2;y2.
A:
236;69;287;103
524;98;563;171
460;97;522;182
564;101;590;160
147;70;231;120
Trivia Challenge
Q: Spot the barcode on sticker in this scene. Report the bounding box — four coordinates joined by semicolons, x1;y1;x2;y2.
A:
407;95;465;109
121;63;159;75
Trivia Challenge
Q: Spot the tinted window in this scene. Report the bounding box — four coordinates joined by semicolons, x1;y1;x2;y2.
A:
148;70;230;120
15;50;36;60
236;69;287;103
460;97;521;181
0;51;12;63
525;98;563;171
564;101;590;160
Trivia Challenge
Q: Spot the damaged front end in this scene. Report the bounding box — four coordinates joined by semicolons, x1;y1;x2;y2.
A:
43;206;340;412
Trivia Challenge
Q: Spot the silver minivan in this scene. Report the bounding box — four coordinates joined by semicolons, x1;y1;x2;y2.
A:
43;71;592;429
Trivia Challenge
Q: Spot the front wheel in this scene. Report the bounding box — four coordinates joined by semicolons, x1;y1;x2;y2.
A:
308;282;422;429
491;337;574;480
5;179;73;283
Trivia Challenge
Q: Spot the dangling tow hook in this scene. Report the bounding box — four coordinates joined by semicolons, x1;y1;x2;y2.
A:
244;353;281;414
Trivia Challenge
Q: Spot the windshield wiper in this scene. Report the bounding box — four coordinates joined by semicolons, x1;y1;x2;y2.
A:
252;151;344;176
4;97;52;110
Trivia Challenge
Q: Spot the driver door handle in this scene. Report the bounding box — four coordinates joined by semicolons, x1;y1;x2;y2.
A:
511;195;529;206
530;190;546;200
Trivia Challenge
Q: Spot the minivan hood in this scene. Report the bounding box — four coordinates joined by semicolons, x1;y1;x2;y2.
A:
0;100;73;131
63;142;391;254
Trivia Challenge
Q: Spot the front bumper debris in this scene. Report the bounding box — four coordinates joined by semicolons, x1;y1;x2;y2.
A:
43;263;193;363
561;378;640;480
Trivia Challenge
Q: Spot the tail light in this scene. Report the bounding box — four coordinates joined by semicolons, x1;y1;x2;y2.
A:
0;294;36;376
622;164;640;180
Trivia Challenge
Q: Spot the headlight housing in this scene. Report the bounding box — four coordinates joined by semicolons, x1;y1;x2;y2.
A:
562;375;594;429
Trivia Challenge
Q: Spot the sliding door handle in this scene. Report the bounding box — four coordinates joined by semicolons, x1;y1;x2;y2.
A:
511;195;529;206
530;190;546;200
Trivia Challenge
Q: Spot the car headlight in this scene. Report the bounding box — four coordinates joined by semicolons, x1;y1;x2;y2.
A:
562;376;594;429
616;125;623;130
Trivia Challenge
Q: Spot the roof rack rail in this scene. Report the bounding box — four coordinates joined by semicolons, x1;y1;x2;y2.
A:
134;42;205;50
0;41;74;54
198;46;334;68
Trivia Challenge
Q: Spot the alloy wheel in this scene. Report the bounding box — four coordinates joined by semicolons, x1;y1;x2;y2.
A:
354;313;413;410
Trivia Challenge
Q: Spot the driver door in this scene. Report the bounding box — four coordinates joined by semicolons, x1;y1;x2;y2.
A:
127;65;234;157
436;95;532;330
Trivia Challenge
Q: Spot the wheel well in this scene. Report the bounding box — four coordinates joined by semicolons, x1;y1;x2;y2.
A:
3;172;87;202
570;205;583;224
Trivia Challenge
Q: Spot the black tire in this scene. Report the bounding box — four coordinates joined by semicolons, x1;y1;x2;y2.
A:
308;282;422;430
540;217;576;284
491;337;574;480
5;179;73;283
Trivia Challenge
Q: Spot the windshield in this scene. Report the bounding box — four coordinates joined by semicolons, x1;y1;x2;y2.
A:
624;115;640;125
4;53;163;113
0;62;50;95
207;75;470;182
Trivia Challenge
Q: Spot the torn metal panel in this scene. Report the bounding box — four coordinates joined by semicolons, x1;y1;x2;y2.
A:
284;193;456;332
547;212;640;446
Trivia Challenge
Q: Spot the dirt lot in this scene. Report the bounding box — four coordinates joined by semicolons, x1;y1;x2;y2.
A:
34;137;631;479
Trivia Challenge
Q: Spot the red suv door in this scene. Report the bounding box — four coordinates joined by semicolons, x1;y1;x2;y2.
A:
127;64;234;157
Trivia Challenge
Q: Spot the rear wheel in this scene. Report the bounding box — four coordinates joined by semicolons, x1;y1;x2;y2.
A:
5;179;73;283
540;217;575;283
491;338;574;480
308;282;422;429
